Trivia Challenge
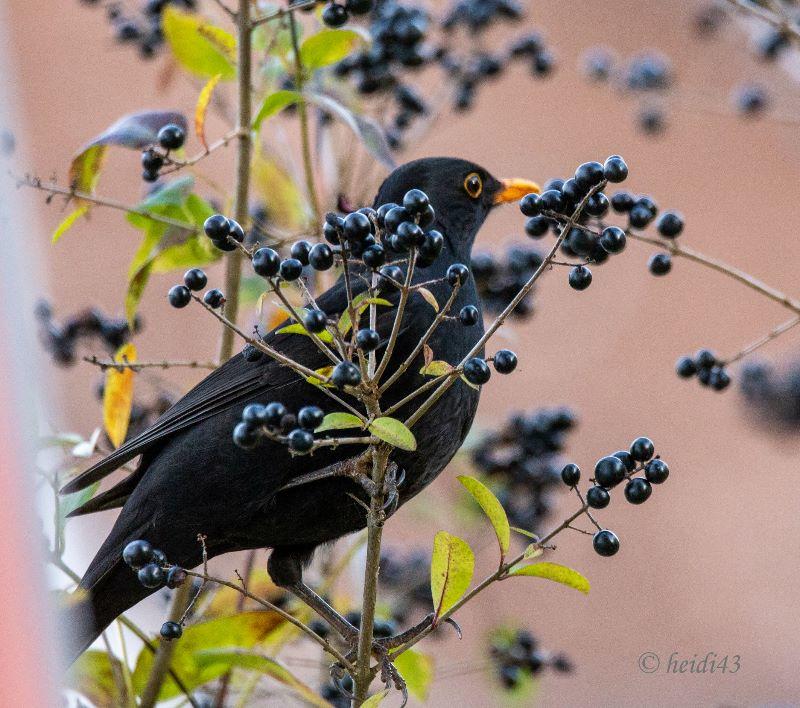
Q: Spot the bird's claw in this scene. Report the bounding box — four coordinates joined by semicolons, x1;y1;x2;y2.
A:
354;462;406;515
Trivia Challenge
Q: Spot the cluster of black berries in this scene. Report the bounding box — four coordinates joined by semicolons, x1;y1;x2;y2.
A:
232;402;327;454
121;540;188;638
140;123;186;183
519;156;629;291
472;407;577;532
167;268;225;310
442;30;555;115
35;301;140;366
675;349;731;392
321;0;374;28
582;49;672;135
441;0;523;33
560;436;670;557
471;245;542;319
740;358;800;429
461;349;517;385
79;0;196;60
332;0;433;95
490;628;572;691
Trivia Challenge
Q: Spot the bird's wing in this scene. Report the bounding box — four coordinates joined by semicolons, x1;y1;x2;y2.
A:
61;287;411;496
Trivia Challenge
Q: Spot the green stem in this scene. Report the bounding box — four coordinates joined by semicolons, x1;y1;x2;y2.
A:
289;12;322;231
218;0;253;363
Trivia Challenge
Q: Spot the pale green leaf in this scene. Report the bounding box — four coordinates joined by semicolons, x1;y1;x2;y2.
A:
131;612;284;701
162;7;236;79
509;561;590;594
315;412;364;432
430;531;474;620
52;205;89;244
337;295;392;335
393;649;433;701
300;29;363;70
458;475;510;556
66;650;126;708
253;89;302;130
368;417;416;451
194;651;329;708
362;690;390;708
276;322;334;343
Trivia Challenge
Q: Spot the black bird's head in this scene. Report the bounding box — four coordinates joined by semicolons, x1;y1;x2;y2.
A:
373;156;540;260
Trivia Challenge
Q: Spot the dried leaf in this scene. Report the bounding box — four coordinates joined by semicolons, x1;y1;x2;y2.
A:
423;343;433;367
102;343;136;448
417;287;439;312
195;74;222;150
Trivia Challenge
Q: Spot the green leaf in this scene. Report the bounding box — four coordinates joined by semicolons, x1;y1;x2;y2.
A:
368;417;417;451
316;412;364;432
162;7;236;79
52;205;89;244
362;690;390;707
69;111;186;197
300;29;363;70
306;365;334;387
510;526;537;539
194;651;329;708
124;181;218;323
458;475;510;556
66;650;126;708
306;93;395;169
430;531;474;621
276;322;334;343
420;360;453;377
131;612;284;701
253;89;302;130
58;482;100;545
337;295;392;336
417;287;439;312
509;561;590;594
393;649;433;701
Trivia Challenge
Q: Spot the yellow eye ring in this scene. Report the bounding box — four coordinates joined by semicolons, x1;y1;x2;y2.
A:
464;172;483;198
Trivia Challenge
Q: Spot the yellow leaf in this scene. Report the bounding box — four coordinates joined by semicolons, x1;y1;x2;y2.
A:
251;149;309;230
361;690;390;708
52;205;89;244
509;561;590;594
458;475;510;556
306;365;334;387
103;344;136;448
420;360;453;377
195;74;222;151
430;531;474;621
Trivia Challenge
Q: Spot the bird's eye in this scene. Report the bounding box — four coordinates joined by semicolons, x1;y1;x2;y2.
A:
464;173;483;199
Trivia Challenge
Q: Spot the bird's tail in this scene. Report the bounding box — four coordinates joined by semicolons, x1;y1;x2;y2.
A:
59;558;154;666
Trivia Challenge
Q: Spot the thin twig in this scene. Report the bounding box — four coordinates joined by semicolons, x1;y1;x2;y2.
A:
374;250;417;382
18;176;198;233
83;356;217;372
251;0;321;28
724;313;800;365
724;0;800;43
160;129;241;176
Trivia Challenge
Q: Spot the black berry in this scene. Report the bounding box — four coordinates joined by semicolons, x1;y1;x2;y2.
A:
157;123;185;151
630;437;655;462
297;406;324;431
279;258;303;281
138;563;165;588
464;357;491;385
624;477;652;504
122;540;153;569
309;243;335;271
592;529;620;557
160;621;183;640
644;458;669;484
568;265;592;291
594;455;626;488
183;268;207;291
203;289;225;308
356;328;380;351
648;253;672;276
493;349;518;374
302;309;328;334
168;285;191;308
331;361;362;388
587;485;611;509
459;305;479;326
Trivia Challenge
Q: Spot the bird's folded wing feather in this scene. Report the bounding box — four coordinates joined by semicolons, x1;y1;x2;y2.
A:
61;291;409;495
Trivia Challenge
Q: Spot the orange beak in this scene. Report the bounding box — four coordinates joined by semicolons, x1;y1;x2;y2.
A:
493;178;541;205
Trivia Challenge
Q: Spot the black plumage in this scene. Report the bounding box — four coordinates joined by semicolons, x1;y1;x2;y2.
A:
60;157;534;663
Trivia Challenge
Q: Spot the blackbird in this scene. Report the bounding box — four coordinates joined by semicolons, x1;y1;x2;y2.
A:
60;157;539;664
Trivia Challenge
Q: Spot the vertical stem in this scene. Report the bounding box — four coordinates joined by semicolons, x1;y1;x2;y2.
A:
139;582;194;708
218;0;253;363
353;443;391;705
289;12;322;231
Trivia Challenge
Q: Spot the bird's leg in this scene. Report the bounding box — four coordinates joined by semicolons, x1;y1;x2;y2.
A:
353;461;405;514
287;581;359;642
